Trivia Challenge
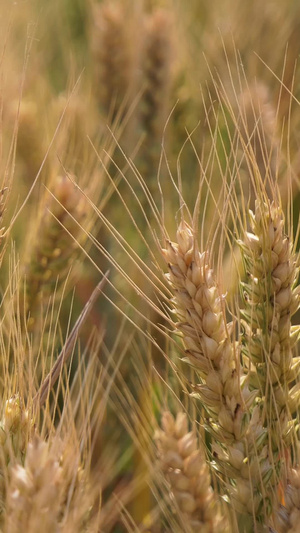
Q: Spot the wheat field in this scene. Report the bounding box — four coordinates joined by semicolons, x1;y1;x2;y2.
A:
1;0;300;531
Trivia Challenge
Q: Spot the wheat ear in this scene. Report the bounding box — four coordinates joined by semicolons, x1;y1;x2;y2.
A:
5;435;96;532
155;411;226;532
5;436;62;533
162;221;253;441
20;175;87;335
239;200;300;451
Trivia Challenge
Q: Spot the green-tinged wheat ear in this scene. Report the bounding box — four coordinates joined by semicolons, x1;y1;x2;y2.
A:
161;220;280;526
20;175;87;336
237;198;300;528
238;200;300;438
138;8;173;183
92;1;133;121
155;411;227;532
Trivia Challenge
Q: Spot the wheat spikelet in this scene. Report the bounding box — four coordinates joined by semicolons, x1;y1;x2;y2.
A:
155;411;226;532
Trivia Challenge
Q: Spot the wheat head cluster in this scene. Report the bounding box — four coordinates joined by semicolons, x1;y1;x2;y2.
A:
1;0;300;532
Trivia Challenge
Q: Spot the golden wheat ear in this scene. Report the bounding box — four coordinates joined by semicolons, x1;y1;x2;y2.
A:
155;410;227;532
5;434;99;533
5;435;63;533
161;220;253;439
